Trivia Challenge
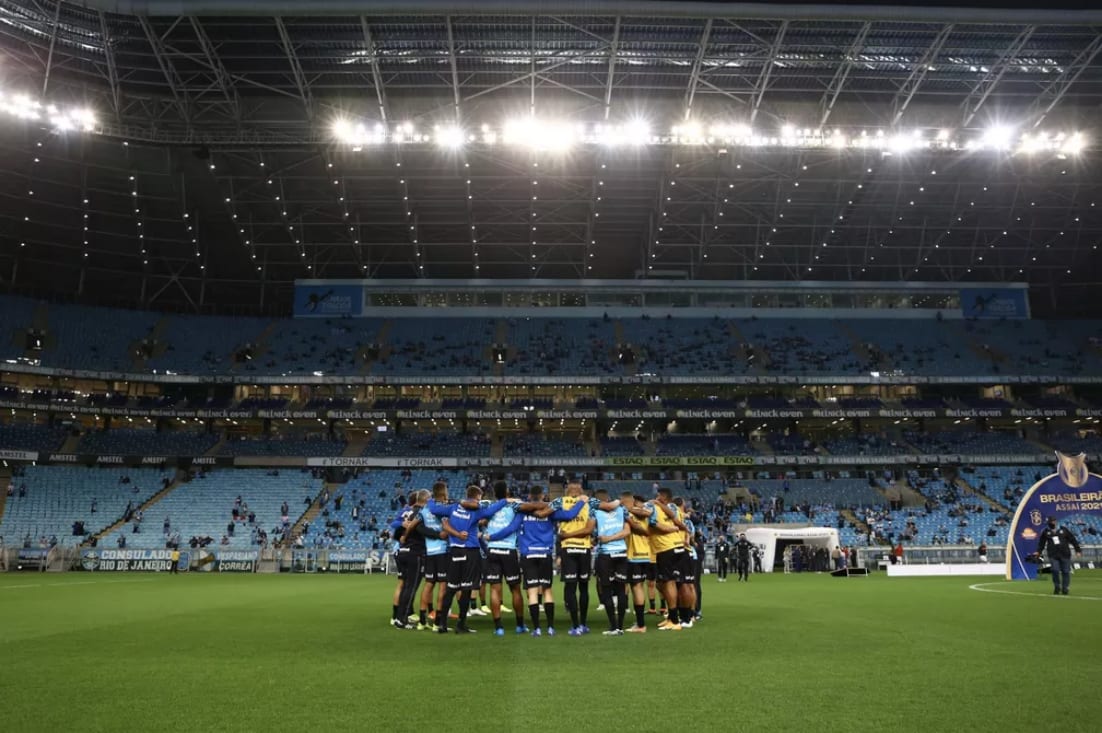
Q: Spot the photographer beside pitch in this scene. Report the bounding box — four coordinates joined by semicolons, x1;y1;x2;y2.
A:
1036;517;1082;596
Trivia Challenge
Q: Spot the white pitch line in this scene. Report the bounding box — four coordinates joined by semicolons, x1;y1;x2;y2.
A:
0;578;157;591
968;582;1102;601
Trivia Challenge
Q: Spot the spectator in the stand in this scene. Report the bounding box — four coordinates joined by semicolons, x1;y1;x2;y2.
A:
226;521;235;537
163;517;171;535
18;484;26;498
90;498;97;514
221;534;230;546
117;535;127;549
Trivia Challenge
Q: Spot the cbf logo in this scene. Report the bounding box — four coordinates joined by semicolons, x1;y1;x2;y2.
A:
81;551;100;571
1030;509;1043;526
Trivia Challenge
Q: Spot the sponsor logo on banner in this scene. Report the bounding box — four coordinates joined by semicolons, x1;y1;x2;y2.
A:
293;282;364;317
466;410;529;420
80;548;176;571
1006;452;1102;580
216;550;257;572
960;287;1028;319
396;410;458;420
305;456;459;468
605;410;671;419
0;449;38;461
606;455;755;467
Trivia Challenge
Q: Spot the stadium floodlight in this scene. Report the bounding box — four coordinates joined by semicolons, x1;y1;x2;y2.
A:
0;89;96;132
1062;132;1085;155
982;125;1015;150
503;117;577;151
433;125;465;149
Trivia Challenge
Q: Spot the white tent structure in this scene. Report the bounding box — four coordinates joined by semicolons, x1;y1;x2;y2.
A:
744;526;841;573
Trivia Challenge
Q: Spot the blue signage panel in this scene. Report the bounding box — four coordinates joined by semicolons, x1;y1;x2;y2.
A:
960;288;1028;319
293;283;364;318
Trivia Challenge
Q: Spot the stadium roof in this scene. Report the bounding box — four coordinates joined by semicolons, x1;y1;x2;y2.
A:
0;0;1100;313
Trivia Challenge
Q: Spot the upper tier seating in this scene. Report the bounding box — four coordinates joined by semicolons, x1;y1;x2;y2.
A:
77;429;218;456
506;318;614;375
0;423;69;452
364;432;491;457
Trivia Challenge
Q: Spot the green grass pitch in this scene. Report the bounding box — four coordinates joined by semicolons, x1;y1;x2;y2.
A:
1;570;1100;732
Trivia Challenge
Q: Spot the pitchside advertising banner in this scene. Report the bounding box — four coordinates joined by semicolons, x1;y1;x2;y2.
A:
80;549;187;572
215;550;258;572
292;283;365;317
959;287;1029;319
1006;452;1102;580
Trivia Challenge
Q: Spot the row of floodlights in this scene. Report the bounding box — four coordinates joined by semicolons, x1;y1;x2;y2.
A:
333;117;1086;156
0;90;96;132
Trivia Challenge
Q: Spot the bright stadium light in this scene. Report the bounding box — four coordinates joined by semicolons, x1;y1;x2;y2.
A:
982;125;1015;150
434;125;465;149
0;89;97;132
503;118;577;151
1062;132;1086;155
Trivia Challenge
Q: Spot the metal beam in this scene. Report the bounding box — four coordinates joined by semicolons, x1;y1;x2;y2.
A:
959;26;1035;129
97;10;122;122
137;14;190;124
603;17;621;120
750;20;788;126
683;18;713;120
188;16;242;120
1025;34;1102;128
359;17;390;125
445;16;462;123
274;16;313;119
819;22;871;128
890;23;954;127
41;0;62;95
78;1;1102;25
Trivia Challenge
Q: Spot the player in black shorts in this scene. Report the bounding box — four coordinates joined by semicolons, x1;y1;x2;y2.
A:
391;490;435;630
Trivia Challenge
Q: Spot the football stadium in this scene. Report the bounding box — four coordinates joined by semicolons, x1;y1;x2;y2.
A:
1;0;1102;730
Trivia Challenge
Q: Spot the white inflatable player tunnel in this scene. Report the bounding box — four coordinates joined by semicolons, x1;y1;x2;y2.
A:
743;526;841;573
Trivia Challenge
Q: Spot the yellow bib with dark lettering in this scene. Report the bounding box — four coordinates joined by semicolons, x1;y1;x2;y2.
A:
649;502;682;553
627;518;651;561
559;496;592;550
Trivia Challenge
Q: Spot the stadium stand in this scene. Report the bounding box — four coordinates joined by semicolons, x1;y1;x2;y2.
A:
39;303;159;371
502;433;589;457
144;314;270;375
219;436;346;457
77;429;218;456
600;436;647;456
374;319;494;376
364;431;491;457
506;318;613;375
904;430;1039;455
0;465;174;547
314;470;472;549
0;423;69;453
619;318;739;375
0;296;39;361
99;468;322;549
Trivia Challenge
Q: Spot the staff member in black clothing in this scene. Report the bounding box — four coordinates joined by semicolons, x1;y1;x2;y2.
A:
1036;517;1082;595
715;536;731;582
734;532;753;582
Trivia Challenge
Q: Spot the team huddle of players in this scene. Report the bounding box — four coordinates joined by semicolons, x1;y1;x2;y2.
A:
388;480;704;636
